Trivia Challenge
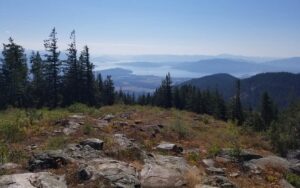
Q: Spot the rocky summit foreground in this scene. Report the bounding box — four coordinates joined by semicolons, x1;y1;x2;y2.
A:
0;105;298;187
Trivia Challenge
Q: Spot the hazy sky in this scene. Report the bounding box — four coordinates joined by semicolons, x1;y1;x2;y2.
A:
0;0;300;57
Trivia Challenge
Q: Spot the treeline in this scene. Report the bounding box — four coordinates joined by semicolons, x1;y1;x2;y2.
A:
139;73;300;156
137;73;277;128
0;28;118;109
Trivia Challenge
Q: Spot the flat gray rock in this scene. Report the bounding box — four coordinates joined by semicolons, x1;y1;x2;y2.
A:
79;158;140;188
80;138;104;150
0;172;67;188
141;154;190;187
156;142;183;153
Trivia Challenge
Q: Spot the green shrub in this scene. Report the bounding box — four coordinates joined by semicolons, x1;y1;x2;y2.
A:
67;103;97;115
286;172;300;187
0;143;26;164
169;118;190;139
0;122;25;143
229;146;241;158
68;103;89;113
83;123;92;135
25;109;43;125
187;152;201;165
46;136;68;150
0;143;8;164
208;144;221;157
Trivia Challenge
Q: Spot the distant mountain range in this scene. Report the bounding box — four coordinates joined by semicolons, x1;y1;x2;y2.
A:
114;57;300;77
181;72;300;109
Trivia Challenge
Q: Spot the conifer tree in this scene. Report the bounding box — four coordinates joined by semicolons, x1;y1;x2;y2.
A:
1;38;28;107
30;51;45;107
102;75;115;105
231;79;244;125
80;46;96;105
44;28;61;107
63;30;79;105
261;92;277;129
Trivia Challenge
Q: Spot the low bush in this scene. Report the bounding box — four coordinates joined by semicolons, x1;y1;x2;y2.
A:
208;144;221;157
169;118;191;139
286;172;300;187
0;122;25;143
46;136;68;150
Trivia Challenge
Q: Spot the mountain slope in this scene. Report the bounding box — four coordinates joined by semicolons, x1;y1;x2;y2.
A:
180;73;238;99
181;72;300;108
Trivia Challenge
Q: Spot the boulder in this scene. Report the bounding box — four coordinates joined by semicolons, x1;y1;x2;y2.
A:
79;158;140;187
245;156;290;172
287;150;300;160
156;142;183;153
55;115;85;135
141;154;190;187
290;162;300;175
28;150;68;171
0;172;67;188
63;144;103;160
138;124;163;138
203;175;236;188
94;119;109;128
80;138;104;150
218;148;262;161
205;167;225;175
109;134;146;160
239;149;263;161
103;114;115;121
202;159;215;168
113;134;138;150
0;163;21;171
287;150;300;175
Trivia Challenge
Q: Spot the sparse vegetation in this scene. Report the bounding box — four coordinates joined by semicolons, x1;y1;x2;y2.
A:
46;136;69;150
208;144;221;157
286;172;300;188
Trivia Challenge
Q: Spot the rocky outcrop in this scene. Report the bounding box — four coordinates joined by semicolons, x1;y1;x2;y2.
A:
218;148;262;162
78;158;140;188
0;172;67;188
141;154;190;187
156;142;183;153
287;150;300;175
0;163;21;171
64;144;104;160
205;167;225;175
102;114;115;121
138;124;164;138
80;138;104;150
28;150;68;171
245;156;290;172
202;159;215;168
202;175;236;188
54;115;85;135
113;134;138;150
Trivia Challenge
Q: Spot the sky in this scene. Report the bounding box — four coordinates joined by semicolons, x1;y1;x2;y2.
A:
0;0;300;57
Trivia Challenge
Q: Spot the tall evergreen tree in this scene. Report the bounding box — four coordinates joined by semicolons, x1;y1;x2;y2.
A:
30;51;45;107
261;92;277;129
1;38;28;107
102;75;115;105
80;46;96;105
154;72;172;108
63;30;79;105
44;28;61;107
231;79;244;125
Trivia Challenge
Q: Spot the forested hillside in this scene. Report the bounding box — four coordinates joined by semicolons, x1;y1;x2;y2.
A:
181;72;300;109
